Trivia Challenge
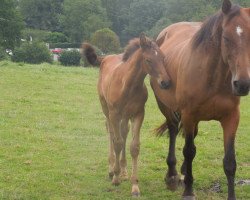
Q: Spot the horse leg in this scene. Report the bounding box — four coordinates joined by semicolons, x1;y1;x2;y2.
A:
120;119;129;180
109;111;123;186
165;121;180;191
182;114;197;200
130;111;144;197
99;97;115;180
106;120;115;179
181;125;198;177
153;96;180;190
220;109;239;200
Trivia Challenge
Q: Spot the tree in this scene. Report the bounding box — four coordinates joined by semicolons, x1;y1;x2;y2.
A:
91;28;120;53
61;0;111;43
123;0;168;41
0;0;24;49
19;0;63;32
101;0;133;45
164;0;217;22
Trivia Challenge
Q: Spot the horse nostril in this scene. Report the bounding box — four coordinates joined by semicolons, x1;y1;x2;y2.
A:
160;80;171;89
233;79;250;96
233;80;239;88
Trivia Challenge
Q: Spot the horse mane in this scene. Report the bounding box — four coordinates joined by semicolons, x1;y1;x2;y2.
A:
122;38;141;62
192;5;241;49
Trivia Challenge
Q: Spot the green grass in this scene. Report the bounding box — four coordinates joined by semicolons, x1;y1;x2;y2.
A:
0;61;249;200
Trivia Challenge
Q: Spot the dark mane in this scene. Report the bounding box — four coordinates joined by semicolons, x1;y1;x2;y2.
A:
192;5;241;49
122;38;140;62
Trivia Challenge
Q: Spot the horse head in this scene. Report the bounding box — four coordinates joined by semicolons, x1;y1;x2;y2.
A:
139;33;171;89
221;0;250;96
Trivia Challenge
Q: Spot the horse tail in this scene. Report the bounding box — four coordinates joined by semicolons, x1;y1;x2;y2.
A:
154;120;169;136
154;111;182;137
81;43;103;66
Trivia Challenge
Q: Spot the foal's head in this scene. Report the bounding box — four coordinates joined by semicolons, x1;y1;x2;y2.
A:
221;0;250;96
139;33;171;89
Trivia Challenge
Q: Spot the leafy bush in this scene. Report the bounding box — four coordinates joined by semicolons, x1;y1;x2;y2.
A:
12;42;52;64
91;28;120;53
59;50;81;66
0;47;7;61
45;32;69;43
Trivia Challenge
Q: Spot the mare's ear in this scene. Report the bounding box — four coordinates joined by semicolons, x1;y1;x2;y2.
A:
222;0;232;14
140;32;151;50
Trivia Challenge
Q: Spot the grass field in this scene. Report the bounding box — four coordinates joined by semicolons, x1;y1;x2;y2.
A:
0;61;249;200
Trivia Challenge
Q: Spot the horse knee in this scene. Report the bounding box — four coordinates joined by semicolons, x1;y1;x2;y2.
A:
113;138;123;153
183;144;196;161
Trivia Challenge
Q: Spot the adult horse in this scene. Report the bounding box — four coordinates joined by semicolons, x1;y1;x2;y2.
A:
150;0;250;199
83;33;170;196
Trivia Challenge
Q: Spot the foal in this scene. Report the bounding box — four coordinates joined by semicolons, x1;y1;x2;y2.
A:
83;33;170;196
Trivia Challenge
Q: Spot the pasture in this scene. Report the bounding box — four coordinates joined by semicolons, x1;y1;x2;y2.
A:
0;61;249;199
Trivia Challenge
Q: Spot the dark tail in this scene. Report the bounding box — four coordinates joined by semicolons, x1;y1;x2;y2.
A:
154;111;182;137
81;43;103;66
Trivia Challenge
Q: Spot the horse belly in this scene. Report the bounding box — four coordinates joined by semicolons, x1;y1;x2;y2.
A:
122;92;147;118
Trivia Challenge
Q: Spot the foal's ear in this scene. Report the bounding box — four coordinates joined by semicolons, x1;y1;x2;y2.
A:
140;32;151;50
222;0;232;14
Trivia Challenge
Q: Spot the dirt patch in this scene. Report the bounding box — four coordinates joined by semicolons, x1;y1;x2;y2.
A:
235;179;250;186
210;182;222;193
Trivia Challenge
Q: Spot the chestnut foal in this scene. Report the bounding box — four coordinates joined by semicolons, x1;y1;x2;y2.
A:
83;33;170;196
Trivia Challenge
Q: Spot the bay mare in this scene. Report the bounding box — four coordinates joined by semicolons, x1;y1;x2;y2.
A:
150;0;250;199
83;33;170;196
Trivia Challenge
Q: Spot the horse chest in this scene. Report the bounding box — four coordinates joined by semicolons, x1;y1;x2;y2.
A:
107;85;147;116
185;95;239;121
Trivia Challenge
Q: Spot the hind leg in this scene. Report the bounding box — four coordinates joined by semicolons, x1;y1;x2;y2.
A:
165;121;180;191
106;120;115;179
154;97;180;190
120;119;129;180
99;96;115;179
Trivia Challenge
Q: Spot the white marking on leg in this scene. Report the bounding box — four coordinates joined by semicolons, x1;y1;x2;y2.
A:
154;50;158;56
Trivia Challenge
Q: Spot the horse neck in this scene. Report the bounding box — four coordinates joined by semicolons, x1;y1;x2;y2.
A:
199;40;232;93
121;50;147;91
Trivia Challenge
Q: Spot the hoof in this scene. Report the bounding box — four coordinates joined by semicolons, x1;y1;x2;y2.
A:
165;175;180;191
112;176;120;186
182;196;195;200
132;192;140;198
131;185;140;197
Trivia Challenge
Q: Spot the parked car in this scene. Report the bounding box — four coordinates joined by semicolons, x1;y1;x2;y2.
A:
51;48;63;54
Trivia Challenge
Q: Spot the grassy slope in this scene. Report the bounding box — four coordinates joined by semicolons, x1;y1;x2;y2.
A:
0;61;249;200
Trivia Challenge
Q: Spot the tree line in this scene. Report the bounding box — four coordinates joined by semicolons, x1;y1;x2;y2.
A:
0;0;249;51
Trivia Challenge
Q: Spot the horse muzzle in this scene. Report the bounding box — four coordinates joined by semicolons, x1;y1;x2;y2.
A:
233;79;250;96
160;80;171;90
